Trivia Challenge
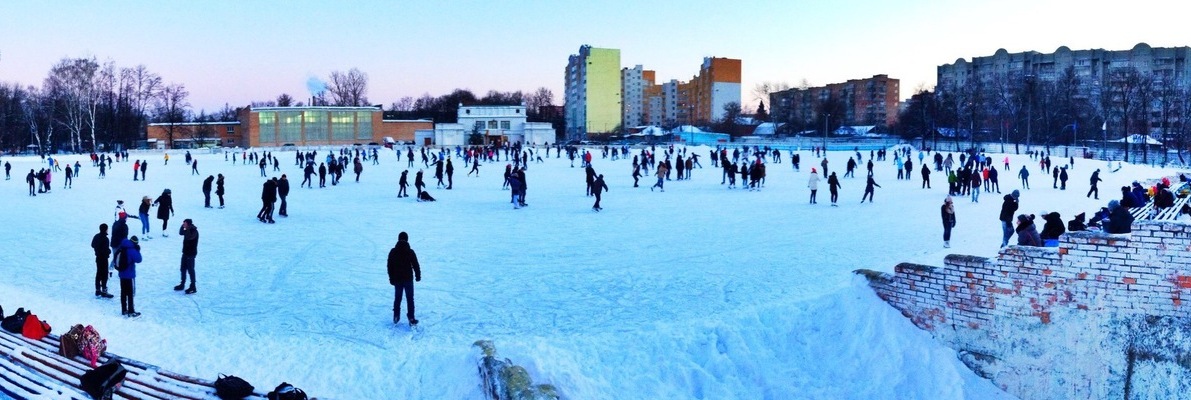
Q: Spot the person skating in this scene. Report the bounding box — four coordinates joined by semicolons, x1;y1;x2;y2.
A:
318;163;327;188
445;158;454;189
353;158;364;182
110;213;130;271
140;160;148;180
1059;166;1069;190
651;161;668;192
999;190;1020;247
153;189;175;236
414;169;426;197
215;174;226;208
202;175;214;208
133;160;140;181
64;165;73;189
26;169;36;196
941;196;956;248
387;231;422;326
174;219;199;294
808;168;820;204
137;196;152;238
91;223;114;298
827;172;842;206
1087;169;1103;199
468;158;480;177
191;159;199;175
302;163;314;188
258;178;277;223
115;235;143;317
1018;165;1030;189
632;163;641;187
277;174;290;217
398;170;410;197
434;159;444;188
861;173;881;203
591;174;608;211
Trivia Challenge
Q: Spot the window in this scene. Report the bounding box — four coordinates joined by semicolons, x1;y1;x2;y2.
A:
488;120;498;129
279;111;303;144
475;121;485;131
501;121;511;130
331;111;354;141
258;112;276;143
357;111;373;140
305;111;327;142
226;126;235;135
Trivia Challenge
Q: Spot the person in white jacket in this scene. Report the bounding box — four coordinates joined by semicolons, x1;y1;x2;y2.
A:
808;168;820;204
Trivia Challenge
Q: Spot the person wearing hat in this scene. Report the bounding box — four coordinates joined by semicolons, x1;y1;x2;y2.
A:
941;196;957;248
175;219;199;294
591;174;608;212
808;168;820;204
999;190;1020;247
1015;214;1041;247
115;235;143;317
153;189;175;236
386;231;422;326
137;196;152;238
1105;199;1134;234
91;223;114;298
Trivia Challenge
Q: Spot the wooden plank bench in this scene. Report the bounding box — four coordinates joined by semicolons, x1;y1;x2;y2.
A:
0;329;273;400
1129;202;1153;221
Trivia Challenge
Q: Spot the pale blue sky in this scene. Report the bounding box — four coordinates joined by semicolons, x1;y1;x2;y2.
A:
2;0;1188;113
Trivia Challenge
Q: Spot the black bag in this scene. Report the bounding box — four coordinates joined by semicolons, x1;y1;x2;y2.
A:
113;248;128;272
80;360;127;400
1;307;28;333
266;382;307;400
214;374;256;400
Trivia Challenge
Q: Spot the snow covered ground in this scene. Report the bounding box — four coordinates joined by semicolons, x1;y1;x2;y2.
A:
0;144;1178;399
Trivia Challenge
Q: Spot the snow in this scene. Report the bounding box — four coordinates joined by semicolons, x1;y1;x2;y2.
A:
1;147;1179;399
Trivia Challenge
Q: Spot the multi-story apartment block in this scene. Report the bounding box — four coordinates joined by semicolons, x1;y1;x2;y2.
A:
769;75;900;128
621;65;655;128
565;45;622;137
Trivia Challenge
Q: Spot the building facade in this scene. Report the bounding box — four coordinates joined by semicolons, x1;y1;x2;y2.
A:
423;105;556;147
565;45;622;137
146;106;432;149
621;65;655;128
769;74;900;129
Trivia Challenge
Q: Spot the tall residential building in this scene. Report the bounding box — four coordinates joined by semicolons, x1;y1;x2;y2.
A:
565;45;622;137
770;74;900;128
621;65;656;128
633;57;742;128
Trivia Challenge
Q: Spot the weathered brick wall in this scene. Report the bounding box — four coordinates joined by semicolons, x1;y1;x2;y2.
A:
858;222;1191;400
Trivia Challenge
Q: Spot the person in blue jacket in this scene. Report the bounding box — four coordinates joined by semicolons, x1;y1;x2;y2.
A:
116;236;144;317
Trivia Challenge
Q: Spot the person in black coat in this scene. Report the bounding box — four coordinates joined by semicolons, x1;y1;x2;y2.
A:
445;158;454;189
258;178;277;223
1087;169;1103;199
861;173;881;203
153;189;174;236
1039;212;1065;244
1068;212;1087;232
92;223;113;298
827;172;842;206
591;174;608;211
941;196;956;248
302;163;314;188
999;191;1020;247
318;163;327;188
414;169;426;197
386;231;422;325
215;174;226;208
1119;186;1137;208
202;176;214;208
110;213;129;269
398;170;409;198
277;174;290;217
585;165;596;196
175;219;199;294
1105;200;1134;234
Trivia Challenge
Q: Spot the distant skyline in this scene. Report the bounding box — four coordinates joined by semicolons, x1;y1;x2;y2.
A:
2;0;1189;114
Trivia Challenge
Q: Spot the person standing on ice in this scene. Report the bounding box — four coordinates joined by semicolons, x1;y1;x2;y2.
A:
257;178;277;223
414;169;426;198
941;196;956;248
1018;165;1030;189
398;170;410;198
807;168;820;204
651;161;668;192
153;189;175;236
137;196;152;238
921;164;931;188
861;172;881;203
116;235;143;317
277;174;290;217
202;175;214;208
999;190;1020;247
91;223;113;298
820;158;829;178
174;218;199;294
141;160;148;180
827;172;842;206
387;231;421;326
591;174;608;211
215;174;226;208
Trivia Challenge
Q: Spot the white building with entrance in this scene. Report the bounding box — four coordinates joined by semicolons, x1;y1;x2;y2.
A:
426;104;556;146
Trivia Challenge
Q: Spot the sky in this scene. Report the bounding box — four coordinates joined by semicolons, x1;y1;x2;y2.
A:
1;0;1189;113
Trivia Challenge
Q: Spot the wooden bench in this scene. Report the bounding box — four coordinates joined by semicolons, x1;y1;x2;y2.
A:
1129;202;1153;221
0;329;271;400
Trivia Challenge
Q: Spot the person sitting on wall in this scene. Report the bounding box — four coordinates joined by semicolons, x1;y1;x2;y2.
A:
1104;200;1134;234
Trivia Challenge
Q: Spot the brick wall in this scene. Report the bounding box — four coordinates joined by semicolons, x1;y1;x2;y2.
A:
858;221;1191;399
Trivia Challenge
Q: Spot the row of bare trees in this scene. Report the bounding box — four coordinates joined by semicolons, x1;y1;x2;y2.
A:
0;56;189;153
896;66;1191;164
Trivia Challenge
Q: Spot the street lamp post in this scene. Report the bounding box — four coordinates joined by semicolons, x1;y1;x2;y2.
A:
823;113;830;152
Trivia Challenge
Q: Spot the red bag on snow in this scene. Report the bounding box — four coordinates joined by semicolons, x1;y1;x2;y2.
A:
22;313;52;340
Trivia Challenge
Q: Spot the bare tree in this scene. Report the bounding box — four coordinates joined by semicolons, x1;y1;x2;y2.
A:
327;68;369;106
525;87;554;116
44;57;100;152
21;85;53;153
752;81;790;105
390;96;415;112
276;93;294;107
155;83;190;148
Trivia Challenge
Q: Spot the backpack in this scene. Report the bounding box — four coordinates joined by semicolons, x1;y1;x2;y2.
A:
21;313;52;340
79;325;108;368
114;247;128;272
0;307;27;333
214;374;256;400
80;360;127;400
266;382;307;400
59;324;86;358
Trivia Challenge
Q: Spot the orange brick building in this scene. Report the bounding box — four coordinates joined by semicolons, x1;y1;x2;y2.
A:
146;106;432;149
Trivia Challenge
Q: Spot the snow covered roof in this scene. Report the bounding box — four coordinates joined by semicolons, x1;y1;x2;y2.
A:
1111;134;1163;145
671;125;704;134
752;122;785;136
833;126;876;136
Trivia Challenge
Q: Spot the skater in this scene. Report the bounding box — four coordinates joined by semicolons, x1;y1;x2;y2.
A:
387;231;422;326
191;159;199;175
26;169;35;196
215;174;226;208
591;174;608;211
91;223;114;298
828;172;842;206
133;160;140;181
1087;169;1102;199
110;212;130;271
861;173;881;203
140;160;148;180
302;163;314;188
414;169;426;197
64;166;72;189
137;196;152;237
257;178;277;223
651;161;668;192
445;158;454;189
115;235;143;317
153;189;175;236
921;164;931;189
632;163;641;187
468;158;480;177
999;190;1020;247
202;175;214;208
1059;166;1069;190
174;219;199;294
1018;165;1030;189
807;168;819;204
277;174;290;217
941;196;956;248
398;170;410;197
353;158;364;182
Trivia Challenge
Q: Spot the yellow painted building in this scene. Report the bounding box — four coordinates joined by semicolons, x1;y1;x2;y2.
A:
565;45;622;137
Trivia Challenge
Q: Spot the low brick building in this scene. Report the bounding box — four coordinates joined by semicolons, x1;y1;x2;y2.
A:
145;106;432;149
